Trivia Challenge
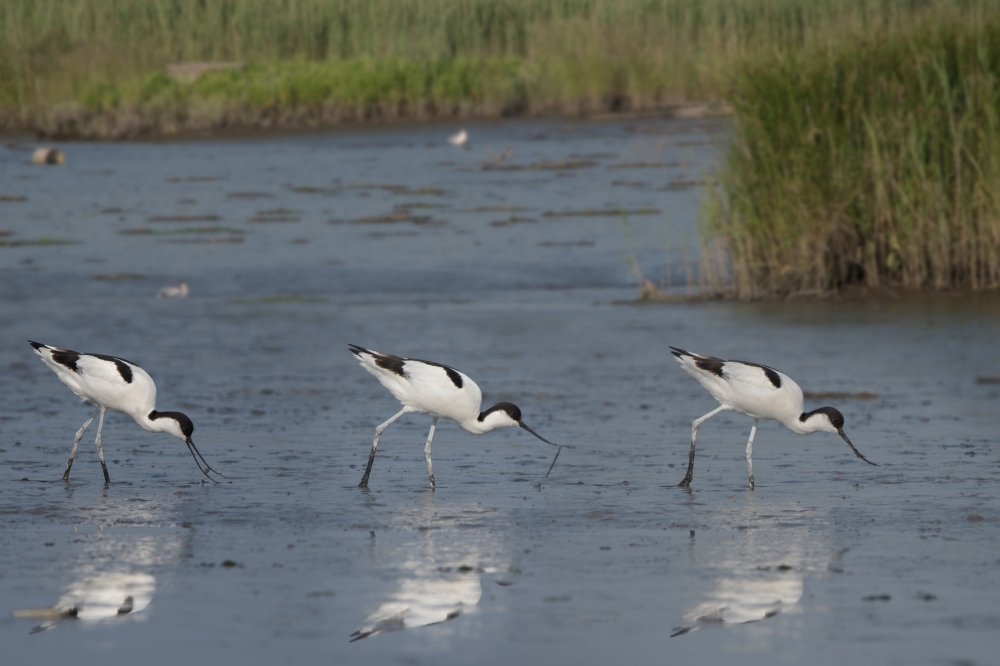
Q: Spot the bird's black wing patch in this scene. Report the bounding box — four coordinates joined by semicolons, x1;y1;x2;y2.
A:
412;358;464;388
88;353;135;384
51;350;81;373
372;353;407;378
693;355;726;378
732;360;782;388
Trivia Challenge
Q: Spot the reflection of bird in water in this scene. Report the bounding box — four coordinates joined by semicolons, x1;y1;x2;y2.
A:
350;575;482;641
349;344;564;489
13;573;155;634
447;129;469;148
670;347;878;488
671;575;803;636
157;281;189;298
28;341;221;483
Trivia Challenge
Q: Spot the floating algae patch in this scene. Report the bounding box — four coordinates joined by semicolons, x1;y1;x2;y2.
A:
393;202;448;210
234;294;324;304
656;179;706;191
119;226;243;236
344;184;447;196
248;209;301;223
0;238;78;247
543;207;659;218
490;216;537;227
287;185;339;195
160;236;245;244
609;161;672;169
0;195;26;202
353;211;440;225
484;160;597;172
148;214;222;223
0;230;11;237
227;191;274;199
539;240;595;247
92;272;145;280
459;205;530;213
165;176;224;183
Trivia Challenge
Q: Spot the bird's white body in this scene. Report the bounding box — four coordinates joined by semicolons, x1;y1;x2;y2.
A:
157;281;189;298
34;345;157;423
29;341;215;482
447;129;468;148
672;352;832;436
352;348;502;434
670;347;876;488
349;344;561;488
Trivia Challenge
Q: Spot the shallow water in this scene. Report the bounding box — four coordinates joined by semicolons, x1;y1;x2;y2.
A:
1;119;999;665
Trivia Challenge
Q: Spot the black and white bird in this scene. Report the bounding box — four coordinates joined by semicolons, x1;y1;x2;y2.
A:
29;341;220;483
349;344;564;489
670;347;877;488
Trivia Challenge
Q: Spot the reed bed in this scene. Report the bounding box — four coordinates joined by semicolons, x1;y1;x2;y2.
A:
0;0;984;137
703;7;1000;296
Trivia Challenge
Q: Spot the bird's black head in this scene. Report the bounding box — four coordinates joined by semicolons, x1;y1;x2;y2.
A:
478;401;521;424
817;406;844;431
799;406;844;432
149;410;194;439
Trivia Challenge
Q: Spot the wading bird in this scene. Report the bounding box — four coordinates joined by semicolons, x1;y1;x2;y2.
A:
349;344;564;489
156;281;188;298
447;129;468;148
29;341;220;483
670;347;877;488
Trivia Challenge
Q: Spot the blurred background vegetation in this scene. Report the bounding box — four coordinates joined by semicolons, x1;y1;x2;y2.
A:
2;0;997;295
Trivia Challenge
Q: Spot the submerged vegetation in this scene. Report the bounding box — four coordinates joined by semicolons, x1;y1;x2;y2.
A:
0;0;988;137
704;8;1000;296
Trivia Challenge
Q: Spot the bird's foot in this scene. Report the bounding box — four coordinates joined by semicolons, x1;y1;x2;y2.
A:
678;477;692;488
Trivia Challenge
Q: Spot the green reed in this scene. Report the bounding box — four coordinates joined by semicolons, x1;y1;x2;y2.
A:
1;0;986;135
703;7;1000;296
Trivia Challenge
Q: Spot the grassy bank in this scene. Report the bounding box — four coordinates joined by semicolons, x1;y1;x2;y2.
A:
0;0;986;138
703;8;1000;296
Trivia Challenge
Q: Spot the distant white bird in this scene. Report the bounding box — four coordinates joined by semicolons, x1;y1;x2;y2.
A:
670;347;877;488
447;129;468;148
13;573;155;634
350;576;482;641
349;344;564;488
157;281;189;298
29;341;220;483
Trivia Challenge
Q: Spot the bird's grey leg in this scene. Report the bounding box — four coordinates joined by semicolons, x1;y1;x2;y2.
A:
94;407;110;484
746;418;759;489
64;406;100;481
679;405;727;487
424;417;438;490
359;408;407;488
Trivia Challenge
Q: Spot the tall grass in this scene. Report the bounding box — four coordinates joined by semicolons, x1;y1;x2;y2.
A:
0;0;989;136
704;7;1000;296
